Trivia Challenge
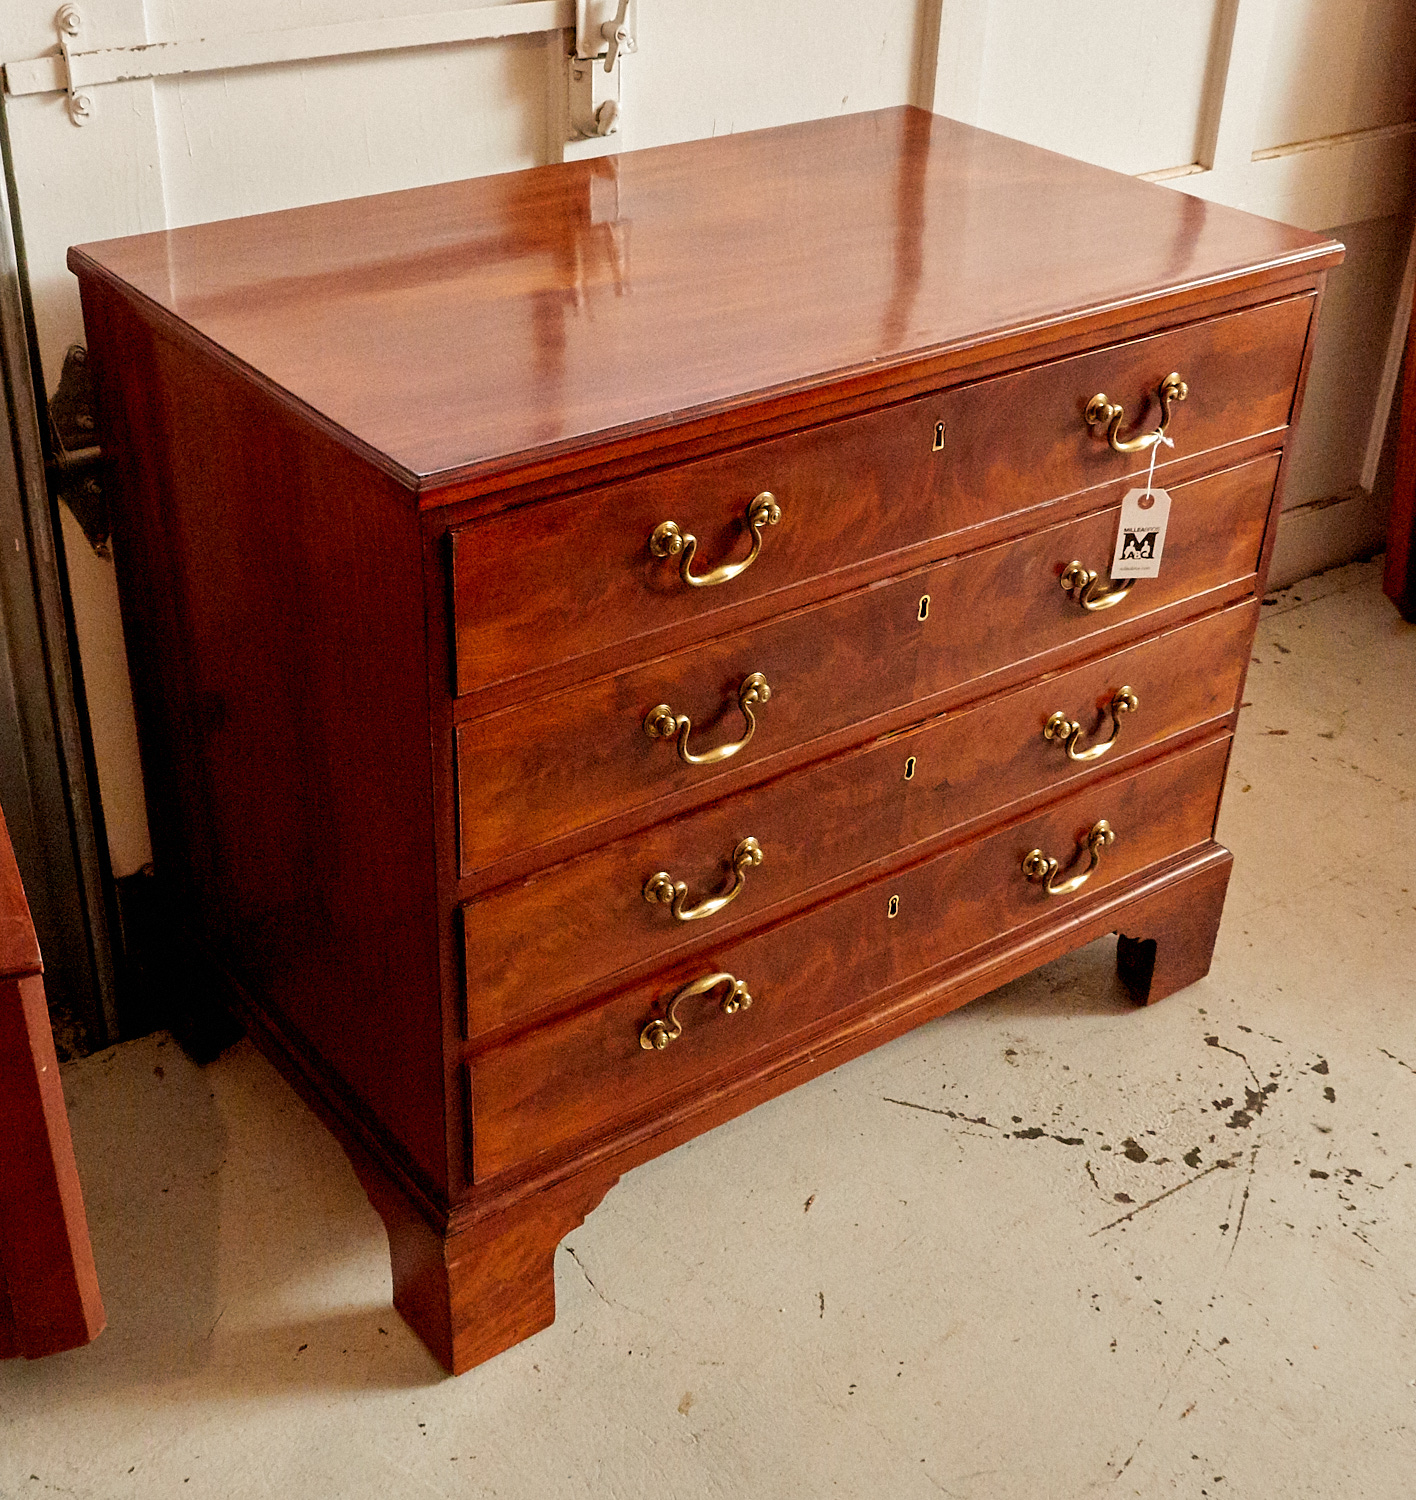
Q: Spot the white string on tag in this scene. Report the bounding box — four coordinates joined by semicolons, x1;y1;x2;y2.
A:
1142;429;1173;499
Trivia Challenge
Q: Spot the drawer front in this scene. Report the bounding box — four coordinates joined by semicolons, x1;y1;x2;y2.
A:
456;454;1276;875
469;735;1233;1181
450;294;1310;698
462;600;1257;1042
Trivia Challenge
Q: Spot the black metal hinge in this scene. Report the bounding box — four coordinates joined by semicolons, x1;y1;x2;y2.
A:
47;343;109;553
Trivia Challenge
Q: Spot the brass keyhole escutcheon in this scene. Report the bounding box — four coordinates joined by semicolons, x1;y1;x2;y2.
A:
887;894;900;918
932;422;946;452
917;594;931;622
903;756;916;781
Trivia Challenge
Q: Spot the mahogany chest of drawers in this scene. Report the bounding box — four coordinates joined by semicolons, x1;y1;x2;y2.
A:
70;108;1341;1373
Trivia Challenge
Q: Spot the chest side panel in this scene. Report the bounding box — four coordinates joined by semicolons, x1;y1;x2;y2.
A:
79;278;449;1200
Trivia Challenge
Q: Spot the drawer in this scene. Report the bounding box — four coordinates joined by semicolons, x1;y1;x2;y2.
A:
461;600;1257;1042
455;453;1277;874
450;294;1311;698
468;734;1233;1181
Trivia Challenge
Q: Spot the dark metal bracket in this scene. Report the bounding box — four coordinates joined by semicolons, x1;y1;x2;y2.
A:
47;343;109;554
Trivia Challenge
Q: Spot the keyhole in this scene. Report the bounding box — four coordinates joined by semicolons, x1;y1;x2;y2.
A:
903;756;916;781
932;422;946;452
917;594;930;622
887;894;900;918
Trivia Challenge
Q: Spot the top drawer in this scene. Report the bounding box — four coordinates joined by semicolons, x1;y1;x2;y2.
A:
450;294;1313;697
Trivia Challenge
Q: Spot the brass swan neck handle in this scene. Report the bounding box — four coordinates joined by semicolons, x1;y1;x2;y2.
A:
1060;560;1135;612
644;672;772;766
1022;819;1116;898
644;837;764;922
640;971;754;1051
1085;372;1188;454
649;493;781;588
1043;688;1139;763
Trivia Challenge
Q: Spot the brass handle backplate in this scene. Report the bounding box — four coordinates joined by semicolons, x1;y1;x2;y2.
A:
644;836;764;922
1022;819;1116;898
649;492;781;588
644;672;772;766
1085;372;1188;454
1043;687;1139;764
640;970;753;1051
1060;560;1136;613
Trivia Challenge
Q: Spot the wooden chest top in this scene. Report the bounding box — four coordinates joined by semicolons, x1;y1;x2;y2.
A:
68;107;1340;493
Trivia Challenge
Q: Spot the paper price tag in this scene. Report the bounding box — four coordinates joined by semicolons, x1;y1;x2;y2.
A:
1110;487;1171;579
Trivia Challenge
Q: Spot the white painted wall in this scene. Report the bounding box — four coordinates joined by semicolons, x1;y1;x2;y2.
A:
1285;212;1415;507
1256;0;1416;149
2;0;1412;875
937;0;1233;177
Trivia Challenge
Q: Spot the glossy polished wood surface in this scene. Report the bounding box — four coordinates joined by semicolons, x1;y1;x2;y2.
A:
461;601;1256;1045
472;735;1232;1181
69;109;1340;488
455;455;1277;875
70;107;1335;1373
78;280;450;1196
450;294;1309;697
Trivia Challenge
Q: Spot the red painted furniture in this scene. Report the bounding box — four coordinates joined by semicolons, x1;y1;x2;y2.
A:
70;108;1341;1372
0;803;104;1358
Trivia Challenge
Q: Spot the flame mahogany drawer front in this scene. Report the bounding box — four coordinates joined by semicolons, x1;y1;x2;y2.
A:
70;107;1341;1374
461;601;1258;1044
455;454;1277;876
449;294;1311;701
469;735;1233;1181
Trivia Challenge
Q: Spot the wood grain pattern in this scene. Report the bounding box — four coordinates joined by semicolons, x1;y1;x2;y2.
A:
68;108;1335;1374
78;278;450;1197
0;810;42;982
470;735;1231;1181
0;807;105;1359
347;1135;618;1375
437;844;1235;1369
450;294;1310;697
1117;848;1233;1007
456;455;1277;875
68;110;1339;494
462;601;1256;1043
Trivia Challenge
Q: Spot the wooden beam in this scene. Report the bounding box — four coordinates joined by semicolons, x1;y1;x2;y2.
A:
4;3;574;97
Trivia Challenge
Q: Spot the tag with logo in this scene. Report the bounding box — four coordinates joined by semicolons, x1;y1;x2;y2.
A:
1110;487;1171;579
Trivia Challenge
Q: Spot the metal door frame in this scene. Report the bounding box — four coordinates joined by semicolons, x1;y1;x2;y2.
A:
0;93;117;1048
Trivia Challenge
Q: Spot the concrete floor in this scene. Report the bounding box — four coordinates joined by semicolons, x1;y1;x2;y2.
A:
4;559;1414;1499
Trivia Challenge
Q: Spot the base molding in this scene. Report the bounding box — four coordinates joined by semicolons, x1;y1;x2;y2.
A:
1269;490;1387;589
351;1153;619;1374
186;845;1234;1375
386;848;1233;1373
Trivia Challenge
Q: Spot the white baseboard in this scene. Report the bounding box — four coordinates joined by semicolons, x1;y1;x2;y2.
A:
1268;489;1389;589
